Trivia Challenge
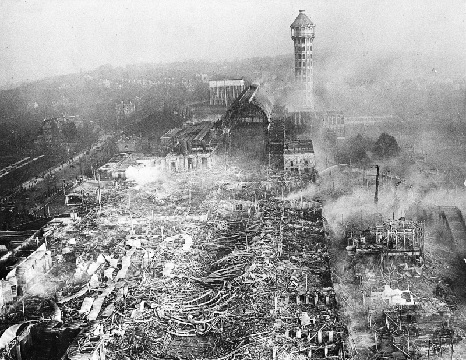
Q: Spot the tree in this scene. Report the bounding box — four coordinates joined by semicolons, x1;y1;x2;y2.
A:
62;121;78;142
335;134;373;165
322;129;337;148
373;132;400;158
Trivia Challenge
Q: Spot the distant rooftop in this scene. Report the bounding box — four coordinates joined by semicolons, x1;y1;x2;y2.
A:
161;121;214;145
209;79;245;87
232;85;273;120
284;139;314;154
209;76;244;81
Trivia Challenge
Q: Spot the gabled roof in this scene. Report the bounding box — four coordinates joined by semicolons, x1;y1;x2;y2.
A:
291;10;314;28
250;90;273;120
234;85;273;119
172;121;213;143
284;139;314;154
161;127;182;139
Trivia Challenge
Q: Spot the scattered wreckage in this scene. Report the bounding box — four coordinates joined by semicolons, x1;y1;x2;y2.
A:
0;164;349;359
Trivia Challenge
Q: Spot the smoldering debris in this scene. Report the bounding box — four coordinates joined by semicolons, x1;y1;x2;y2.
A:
125;165;167;185
0;158;353;360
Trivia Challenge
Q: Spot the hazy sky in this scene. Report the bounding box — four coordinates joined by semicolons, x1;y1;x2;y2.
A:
0;0;464;86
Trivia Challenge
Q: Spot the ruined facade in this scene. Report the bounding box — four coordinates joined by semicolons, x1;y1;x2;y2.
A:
322;111;345;140
161;121;218;155
163;153;212;172
223;84;272;159
209;79;245;107
160;121;219;172
283;139;316;174
0;243;52;313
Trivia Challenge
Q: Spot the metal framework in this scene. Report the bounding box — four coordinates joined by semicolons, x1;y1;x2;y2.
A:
346;219;424;266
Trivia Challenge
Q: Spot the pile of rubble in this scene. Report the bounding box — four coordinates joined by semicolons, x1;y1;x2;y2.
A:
341;218;459;359
0;162;350;359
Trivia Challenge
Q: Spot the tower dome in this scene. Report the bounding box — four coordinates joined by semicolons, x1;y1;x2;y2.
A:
290;10;314;28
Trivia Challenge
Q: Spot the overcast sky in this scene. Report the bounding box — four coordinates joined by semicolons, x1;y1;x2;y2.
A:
0;0;464;86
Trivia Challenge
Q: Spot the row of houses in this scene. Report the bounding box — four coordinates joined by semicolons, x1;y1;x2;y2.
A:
0;213;104;360
0;230;57;314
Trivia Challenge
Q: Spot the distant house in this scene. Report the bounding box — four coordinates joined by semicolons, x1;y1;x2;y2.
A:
97;153;134;180
197;73;209;83
117;138;138;153
42;118;62;146
37;115;83;150
322;111;345;140
115;100;136;125
116;135;148;153
65;115;84;128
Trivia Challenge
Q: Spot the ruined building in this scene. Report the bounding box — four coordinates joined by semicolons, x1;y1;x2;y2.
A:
209;79;246;107
161;121;220;171
321;111;345;140
283;139;316;175
222;84;273;159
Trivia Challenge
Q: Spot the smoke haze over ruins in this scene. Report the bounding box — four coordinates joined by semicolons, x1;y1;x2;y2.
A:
0;0;464;87
1;2;466;359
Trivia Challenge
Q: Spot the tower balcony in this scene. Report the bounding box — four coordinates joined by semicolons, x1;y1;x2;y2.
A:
291;27;315;40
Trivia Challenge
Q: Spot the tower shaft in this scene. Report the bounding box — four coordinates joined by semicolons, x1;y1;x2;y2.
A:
291;10;315;110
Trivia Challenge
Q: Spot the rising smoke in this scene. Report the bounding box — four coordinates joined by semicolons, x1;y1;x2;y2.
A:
320;166;466;239
125;165;167;186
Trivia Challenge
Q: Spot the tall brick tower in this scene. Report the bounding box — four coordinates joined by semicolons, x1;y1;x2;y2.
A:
291;10;315;110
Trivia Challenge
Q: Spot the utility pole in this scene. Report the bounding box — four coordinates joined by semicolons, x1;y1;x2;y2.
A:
367;165;380;204
374;165;379;204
